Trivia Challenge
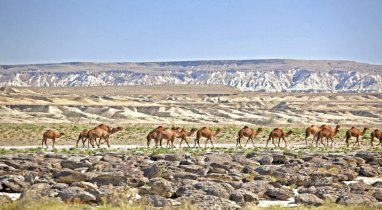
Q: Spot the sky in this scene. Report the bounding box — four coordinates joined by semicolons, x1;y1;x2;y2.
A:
0;0;382;65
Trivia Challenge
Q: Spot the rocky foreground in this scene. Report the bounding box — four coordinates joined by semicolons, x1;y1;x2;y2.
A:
0;150;382;209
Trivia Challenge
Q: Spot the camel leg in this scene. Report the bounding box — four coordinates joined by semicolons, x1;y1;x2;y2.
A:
105;136;110;148
353;137;359;147
277;137;281;147
76;136;81;148
305;133;308;145
371;137;374;146
171;137;176;149
272;138;277;147
236;137;240;147
266;137;270;147
204;138;208;148
316;137;320;147
52;138;55;149
283;137;287;147
183;138;190;148
244;137;251;147
42;137;47;148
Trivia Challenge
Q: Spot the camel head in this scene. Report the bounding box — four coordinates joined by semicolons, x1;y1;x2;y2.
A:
214;128;222;136
256;128;263;133
286;130;294;136
335;125;341;130
111;127;123;133
171;127;182;131
190;128;197;132
243;125;249;129
362;128;369;134
59;132;65;137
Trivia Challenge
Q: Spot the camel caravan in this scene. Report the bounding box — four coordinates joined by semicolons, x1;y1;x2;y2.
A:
42;123;382;149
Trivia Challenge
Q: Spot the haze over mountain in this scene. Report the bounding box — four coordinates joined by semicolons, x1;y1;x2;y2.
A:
1;59;381;93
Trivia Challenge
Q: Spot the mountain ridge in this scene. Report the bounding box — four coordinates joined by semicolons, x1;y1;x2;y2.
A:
1;59;381;92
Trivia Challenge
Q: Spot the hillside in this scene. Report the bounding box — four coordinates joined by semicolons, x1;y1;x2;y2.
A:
1;59;382;92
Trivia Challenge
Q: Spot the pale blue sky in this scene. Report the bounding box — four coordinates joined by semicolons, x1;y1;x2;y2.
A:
0;0;381;64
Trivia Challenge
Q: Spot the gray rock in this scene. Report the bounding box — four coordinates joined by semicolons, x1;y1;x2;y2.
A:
101;154;122;163
349;182;372;194
143;164;161;179
266;187;294;200
272;154;288;164
355;152;376;163
143;194;171;207
359;165;379;177
259;156;273;165
150;178;174;198
373;189;382;201
295;193;324;206
60;160;92;170
0;194;12;205
229;189;259;204
164;153;183;161
90;174;126;186
57;186;96;203
194;182;230;199
54;170;88;184
336;193;378;205
241;181;274;197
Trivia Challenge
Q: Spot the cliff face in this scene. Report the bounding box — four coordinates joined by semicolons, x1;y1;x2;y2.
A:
1;59;381;92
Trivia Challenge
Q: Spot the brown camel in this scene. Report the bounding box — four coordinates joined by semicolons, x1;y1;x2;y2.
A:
146;126;166;148
42;130;65;148
371;129;382;146
266;128;293;147
236;126;263;147
178;128;197;148
304;125;321;145
88;126;123;148
76;129;90;148
316;125;340;147
345;127;369;147
194;127;221;148
155;127;184;148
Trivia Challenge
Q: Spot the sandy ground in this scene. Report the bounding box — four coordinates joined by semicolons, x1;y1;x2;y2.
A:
0;86;381;147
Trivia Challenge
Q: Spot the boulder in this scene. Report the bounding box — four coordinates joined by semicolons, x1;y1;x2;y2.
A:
359;165;379;177
143;164;161;179
150;178;174;198
295;193;324;206
90;174;126;186
266;187;294;200
336;193;378;205
57;186;96;203
259;156;273;165
54;170;88;184
60;160;92;170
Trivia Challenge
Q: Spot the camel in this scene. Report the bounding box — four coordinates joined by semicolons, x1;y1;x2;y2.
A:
315;125;340;147
146;126;166;148
236;126;263;147
304;125;321;145
194;127;221;148
178;128;197;148
42;130;65;148
370;129;382;146
345;127;369;147
266;128;293;147
76;129;91;148
155;127;184;148
88;126;123;148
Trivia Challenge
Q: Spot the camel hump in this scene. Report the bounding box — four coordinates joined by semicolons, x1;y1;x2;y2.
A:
201;127;207;129
310;125;315;127
351;127;355;129
243;126;249;129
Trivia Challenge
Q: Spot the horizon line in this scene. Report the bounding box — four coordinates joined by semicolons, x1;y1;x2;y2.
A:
1;58;381;66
